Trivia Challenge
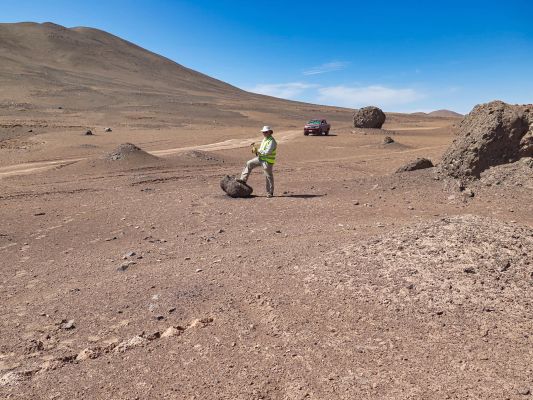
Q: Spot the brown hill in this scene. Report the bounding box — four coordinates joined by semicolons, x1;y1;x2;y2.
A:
427;109;463;118
0;22;352;131
411;110;463;118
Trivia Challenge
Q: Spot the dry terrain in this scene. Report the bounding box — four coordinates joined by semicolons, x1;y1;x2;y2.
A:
1;22;532;400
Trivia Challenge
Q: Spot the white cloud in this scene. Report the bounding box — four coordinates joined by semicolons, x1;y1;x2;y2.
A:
317;85;425;108
248;82;318;99
303;61;349;76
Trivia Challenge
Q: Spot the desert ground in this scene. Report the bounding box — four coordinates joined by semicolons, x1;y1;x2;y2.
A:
1;22;532;400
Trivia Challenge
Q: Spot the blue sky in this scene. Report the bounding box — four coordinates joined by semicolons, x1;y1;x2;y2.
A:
2;0;533;113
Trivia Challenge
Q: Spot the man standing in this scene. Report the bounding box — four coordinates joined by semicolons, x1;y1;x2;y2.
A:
239;126;277;198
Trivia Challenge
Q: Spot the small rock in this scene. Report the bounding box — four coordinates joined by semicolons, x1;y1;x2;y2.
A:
76;348;100;361
463;267;476;274
189;317;214;328
195;268;203;273
161;326;184;338
117;261;136;271
499;260;511;272
84;130;93;136
462;188;475;198
122;251;136;259
60;319;75;330
104;127;112;132
34;212;46;216
114;336;148;353
155;315;165;321
145;331;161;341
383;136;395;144
517;387;531;396
353;201;360;205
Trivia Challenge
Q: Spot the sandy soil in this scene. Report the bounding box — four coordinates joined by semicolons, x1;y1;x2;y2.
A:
1;115;532;400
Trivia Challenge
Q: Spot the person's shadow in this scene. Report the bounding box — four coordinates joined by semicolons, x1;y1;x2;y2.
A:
279;194;325;199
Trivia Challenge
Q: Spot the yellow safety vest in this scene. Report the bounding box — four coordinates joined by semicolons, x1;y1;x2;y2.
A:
258;136;277;165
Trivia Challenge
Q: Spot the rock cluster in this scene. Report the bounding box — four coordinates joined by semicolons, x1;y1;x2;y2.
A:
439;100;533;179
353;106;386;129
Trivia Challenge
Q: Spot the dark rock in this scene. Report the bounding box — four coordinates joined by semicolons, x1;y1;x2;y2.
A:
353;106;386;129
104;127;112;132
499;260;511;272
383;136;394;144
395;158;434;173
220;175;253;198
117;261;135;271
439;100;533;178
463;267;476;274
84;130;93;136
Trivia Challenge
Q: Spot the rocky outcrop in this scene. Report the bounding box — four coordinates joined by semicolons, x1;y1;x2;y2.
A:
396;158;434;173
439;101;533;179
353;106;386;129
220;175;253;198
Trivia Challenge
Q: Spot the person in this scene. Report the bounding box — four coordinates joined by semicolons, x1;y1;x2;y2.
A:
239;125;277;198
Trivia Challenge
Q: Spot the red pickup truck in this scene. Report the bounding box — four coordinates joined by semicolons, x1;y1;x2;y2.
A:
304;119;330;136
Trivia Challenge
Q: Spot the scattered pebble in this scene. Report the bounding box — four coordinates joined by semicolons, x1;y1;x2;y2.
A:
60;319;75;330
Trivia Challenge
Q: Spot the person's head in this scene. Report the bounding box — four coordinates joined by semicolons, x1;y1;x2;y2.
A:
261;125;273;137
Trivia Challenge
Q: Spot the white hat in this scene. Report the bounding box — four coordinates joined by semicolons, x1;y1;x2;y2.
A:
261;125;273;132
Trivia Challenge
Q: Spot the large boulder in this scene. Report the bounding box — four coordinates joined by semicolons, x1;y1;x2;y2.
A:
353;106;386;129
220;175;253;198
396;158;434;173
439;101;533;179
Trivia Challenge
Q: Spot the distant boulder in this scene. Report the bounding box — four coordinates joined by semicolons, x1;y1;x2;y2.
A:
383;136;394;144
396;158;434;173
439;100;533;179
104;127;112;132
84;129;93;135
353;106;386;129
220;175;253;198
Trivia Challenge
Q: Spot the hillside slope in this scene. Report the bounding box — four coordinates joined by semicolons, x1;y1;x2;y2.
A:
0;22;356;130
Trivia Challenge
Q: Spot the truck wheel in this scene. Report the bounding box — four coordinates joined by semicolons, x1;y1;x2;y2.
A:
304;132;309;136
325;129;330;135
